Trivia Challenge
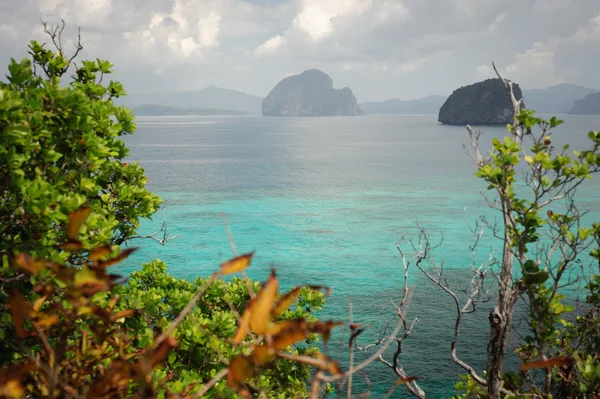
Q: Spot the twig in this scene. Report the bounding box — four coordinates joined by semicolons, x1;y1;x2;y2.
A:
153;272;218;348
192;368;228;398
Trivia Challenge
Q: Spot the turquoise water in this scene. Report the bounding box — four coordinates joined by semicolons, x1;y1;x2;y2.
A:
117;114;600;397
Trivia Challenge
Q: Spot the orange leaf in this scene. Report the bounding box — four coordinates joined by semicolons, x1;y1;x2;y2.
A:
90;244;113;261
268;319;307;336
227;356;253;392
32;313;59;329
394;376;419;386
272;286;302;318
13;253;47;275
232;302;253;344
251;345;275;366
67;206;91;240
97;247;138;268
220;252;254;275
249;270;278;335
521;357;575;371
272;328;311;350
58;240;83;252
32;296;47;312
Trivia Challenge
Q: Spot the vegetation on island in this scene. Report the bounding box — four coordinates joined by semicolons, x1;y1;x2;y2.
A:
438;78;524;125
0;22;599;399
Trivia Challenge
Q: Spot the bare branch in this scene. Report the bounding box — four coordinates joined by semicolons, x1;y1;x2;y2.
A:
130;202;179;245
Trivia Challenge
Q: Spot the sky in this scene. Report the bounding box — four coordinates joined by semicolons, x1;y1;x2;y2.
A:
1;0;600;102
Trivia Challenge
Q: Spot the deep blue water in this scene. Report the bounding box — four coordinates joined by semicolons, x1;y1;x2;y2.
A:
117;114;600;397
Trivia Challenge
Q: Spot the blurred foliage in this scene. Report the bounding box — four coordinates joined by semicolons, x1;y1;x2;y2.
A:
0;208;341;398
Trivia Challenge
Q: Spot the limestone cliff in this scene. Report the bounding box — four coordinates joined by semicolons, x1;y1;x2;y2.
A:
262;69;361;116
438;79;524;125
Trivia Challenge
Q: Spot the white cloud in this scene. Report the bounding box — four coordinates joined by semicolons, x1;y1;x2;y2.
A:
198;11;221;47
2;0;600;100
503;42;564;88
254;35;287;58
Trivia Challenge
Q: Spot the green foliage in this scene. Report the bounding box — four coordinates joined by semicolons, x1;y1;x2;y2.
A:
0;34;161;365
0;41;161;263
113;260;326;398
464;107;600;397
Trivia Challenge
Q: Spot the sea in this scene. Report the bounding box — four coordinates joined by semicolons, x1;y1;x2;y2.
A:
117;114;600;398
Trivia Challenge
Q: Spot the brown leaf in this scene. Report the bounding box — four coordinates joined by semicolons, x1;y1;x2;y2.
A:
288;353;342;376
74;266;111;296
232;302;253;344
0;362;35;399
312;320;343;344
90;244;113;261
96;247;138;268
7;291;32;338
88;359;135;397
146;336;177;368
272;286;301;318
110;309;136;322
521;357;575;371
13;253;47;275
58;240;83;252
67;205;91;240
349;323;366;347
249;270;279;335
220;252;254;275
227;356;253;393
307;284;332;297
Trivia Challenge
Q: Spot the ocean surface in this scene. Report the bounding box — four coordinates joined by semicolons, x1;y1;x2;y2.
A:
117;114;600;398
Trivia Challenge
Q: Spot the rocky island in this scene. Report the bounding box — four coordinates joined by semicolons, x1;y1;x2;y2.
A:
568;92;600;114
262;69;361;116
438;78;524;125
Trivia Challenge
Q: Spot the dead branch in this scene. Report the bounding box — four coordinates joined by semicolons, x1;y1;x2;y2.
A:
130;202;179;245
492;62;523;145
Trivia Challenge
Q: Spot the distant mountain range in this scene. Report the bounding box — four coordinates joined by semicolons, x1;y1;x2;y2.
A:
358;95;447;115
120;82;600;117
132;104;246;116
522;83;598;114
119;86;263;115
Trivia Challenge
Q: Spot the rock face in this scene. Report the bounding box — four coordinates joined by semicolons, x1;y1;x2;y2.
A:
568;92;600;115
438;79;524;125
262;69;361;116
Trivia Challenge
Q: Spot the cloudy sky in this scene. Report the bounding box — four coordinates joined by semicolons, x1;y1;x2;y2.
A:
1;0;600;101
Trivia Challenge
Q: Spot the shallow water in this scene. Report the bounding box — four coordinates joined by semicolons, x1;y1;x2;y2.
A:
117;114;600;397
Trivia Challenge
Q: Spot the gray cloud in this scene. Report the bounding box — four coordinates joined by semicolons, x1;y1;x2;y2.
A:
1;0;600;101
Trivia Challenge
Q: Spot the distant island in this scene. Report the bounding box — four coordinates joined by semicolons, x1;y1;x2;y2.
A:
568;92;600;115
262;69;361;116
523;83;597;114
439;78;524;125
359;95;446;115
132;104;246;116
